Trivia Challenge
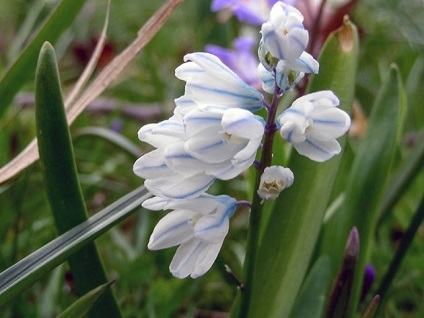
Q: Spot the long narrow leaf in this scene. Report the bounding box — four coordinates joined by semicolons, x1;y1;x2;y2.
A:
319;65;405;317
58;281;115;318
35;42;120;317
0;186;150;306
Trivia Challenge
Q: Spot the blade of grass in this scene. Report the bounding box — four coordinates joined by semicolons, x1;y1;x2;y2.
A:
345;65;406;317
377;135;424;228
35;42;119;317
289;256;332;318
57;281;116;318
375;195;424;305
0;186;150;307
0;0;87;118
0;0;184;185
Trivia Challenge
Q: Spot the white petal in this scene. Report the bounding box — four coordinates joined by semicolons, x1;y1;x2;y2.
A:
176;53;264;111
185;127;245;164
163;142;209;176
148;210;196;250
232;138;261;165
258;63;276;94
190;241;223;278
194;214;230;243
294;91;339;108
142;196;169;211
133;149;170;179
174;95;198;117
206;158;250;180
293;137;342;162
295;52;319;74
184;108;222;137
169;239;205;278
180;52;240;82
145;173;216;199
164;194;220;215
310;106;351;140
221;108;265;139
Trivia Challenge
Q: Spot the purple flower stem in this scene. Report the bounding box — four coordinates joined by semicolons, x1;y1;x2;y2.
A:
239;81;282;318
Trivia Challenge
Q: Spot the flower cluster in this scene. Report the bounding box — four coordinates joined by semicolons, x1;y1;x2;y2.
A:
133;52;265;277
134;1;351;279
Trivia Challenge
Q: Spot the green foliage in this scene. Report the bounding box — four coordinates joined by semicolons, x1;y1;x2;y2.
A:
246;19;359;318
58;281;115;318
0;0;423;316
0;0;87;119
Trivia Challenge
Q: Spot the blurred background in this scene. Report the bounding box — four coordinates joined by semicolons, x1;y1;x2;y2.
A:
0;0;423;316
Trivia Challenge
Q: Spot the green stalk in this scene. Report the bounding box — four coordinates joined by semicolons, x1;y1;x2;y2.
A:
238;83;282;318
35;42;120;317
375;196;424;305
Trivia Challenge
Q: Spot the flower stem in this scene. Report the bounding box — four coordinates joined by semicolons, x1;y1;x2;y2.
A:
238;87;281;318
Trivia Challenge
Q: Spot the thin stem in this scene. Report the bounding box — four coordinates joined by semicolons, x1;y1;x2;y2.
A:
238;85;282;318
308;0;328;56
375;195;424;305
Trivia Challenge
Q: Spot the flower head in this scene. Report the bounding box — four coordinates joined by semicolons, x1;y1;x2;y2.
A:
277;91;351;162
260;2;308;64
144;194;237;278
175;52;264;112
257;166;294;203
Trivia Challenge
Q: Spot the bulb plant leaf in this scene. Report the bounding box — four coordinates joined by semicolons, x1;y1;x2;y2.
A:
35;42;120;318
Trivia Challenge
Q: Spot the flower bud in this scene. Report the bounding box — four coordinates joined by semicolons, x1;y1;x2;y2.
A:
257;166;294;203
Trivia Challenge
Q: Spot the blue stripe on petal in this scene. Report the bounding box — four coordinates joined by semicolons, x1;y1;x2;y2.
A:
169;178;216;199
305;139;331;155
189;83;261;103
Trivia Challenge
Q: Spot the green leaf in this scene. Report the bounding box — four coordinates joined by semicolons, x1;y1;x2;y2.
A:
58;281;115;318
289;256;332;318
320;64;406;317
246;18;359;318
0;0;86;119
35;42;120;317
0;186;150;306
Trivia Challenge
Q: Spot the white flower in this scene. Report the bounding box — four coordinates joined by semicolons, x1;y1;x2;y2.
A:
260;2;308;64
133;116;216;200
145;194;237;278
181;107;265;180
175;52;264;112
257;166;294;203
258;52;319;94
134;52;266;199
277;91;351;162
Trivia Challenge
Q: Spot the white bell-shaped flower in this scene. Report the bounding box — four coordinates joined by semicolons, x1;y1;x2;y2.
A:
260;2;308;64
146;194;237;278
257;166;294;203
182;107;265;180
277;91;351;162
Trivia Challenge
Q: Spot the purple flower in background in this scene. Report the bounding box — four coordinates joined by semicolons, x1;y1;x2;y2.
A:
205;37;261;88
212;0;298;25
